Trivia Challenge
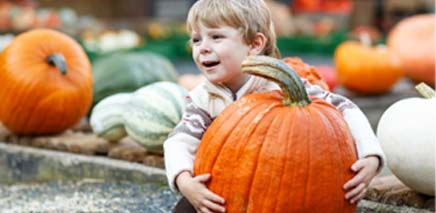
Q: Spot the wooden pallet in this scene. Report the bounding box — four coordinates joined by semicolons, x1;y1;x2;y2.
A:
366;175;435;211
0;121;164;168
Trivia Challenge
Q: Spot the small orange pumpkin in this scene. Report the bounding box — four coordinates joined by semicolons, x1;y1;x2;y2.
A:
283;57;330;90
194;56;357;213
387;14;435;86
334;41;403;94
0;29;93;134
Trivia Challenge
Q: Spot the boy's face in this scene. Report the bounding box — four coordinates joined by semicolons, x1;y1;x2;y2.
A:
190;23;252;91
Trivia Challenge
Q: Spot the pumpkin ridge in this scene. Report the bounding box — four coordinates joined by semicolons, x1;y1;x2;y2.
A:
31;93;70;133
194;103;239;175
1;74;41;129
124;117;173;137
195;96;263;175
146;83;185;124
272;107;297;212
306;107;333;211
313;102;356;211
225;101;281;211
208;100;278;199
271;107;298;212
2;84;28;130
155;84;185;120
21;99;39;133
275;107;309;211
313;106;345;210
18;87;62;133
127;103;176;128
273;108;296;212
250;107;293;212
301;108;312;211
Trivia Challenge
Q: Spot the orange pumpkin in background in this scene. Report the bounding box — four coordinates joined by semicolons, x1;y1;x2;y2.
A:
195;56;357;213
334;41;403;95
0;29;93;135
387;14;435;86
283;57;330;90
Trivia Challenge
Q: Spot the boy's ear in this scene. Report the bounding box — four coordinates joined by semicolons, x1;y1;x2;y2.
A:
248;33;267;55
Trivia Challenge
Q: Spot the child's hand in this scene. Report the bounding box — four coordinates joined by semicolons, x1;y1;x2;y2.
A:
343;156;380;204
177;172;226;213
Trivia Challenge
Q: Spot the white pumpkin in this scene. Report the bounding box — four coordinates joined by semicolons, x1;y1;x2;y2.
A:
377;83;436;196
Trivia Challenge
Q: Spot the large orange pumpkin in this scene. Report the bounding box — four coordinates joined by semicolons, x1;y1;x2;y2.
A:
334;41;403;94
283;57;330;90
387;14;435;86
194;56;357;213
0;29;93;134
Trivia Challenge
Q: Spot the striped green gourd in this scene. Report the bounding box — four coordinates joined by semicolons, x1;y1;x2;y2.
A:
89;93;131;141
92;51;178;105
90;81;188;153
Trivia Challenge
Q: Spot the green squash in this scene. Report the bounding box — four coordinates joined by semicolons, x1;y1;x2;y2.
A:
92;51;178;105
90;81;188;153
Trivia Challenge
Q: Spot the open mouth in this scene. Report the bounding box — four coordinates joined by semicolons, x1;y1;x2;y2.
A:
202;61;220;68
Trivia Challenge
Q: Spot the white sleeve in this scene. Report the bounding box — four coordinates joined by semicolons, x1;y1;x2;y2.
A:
342;108;386;168
303;78;386;171
163;95;213;192
164;132;200;192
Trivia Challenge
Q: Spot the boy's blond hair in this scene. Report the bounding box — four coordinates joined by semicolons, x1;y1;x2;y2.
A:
187;0;280;58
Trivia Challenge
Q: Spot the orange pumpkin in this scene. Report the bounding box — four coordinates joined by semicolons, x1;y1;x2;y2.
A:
387;14;435;86
194;56;357;213
283;57;330;90
334;41;403;94
0;29;93;134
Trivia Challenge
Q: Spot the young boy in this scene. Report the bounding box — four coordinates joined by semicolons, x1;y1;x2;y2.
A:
164;0;385;212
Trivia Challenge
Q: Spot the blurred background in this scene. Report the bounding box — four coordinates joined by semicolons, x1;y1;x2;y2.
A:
1;0;434;123
0;0;433;64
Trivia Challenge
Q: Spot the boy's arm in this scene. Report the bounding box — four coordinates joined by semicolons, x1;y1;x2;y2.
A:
164;96;213;192
302;79;386;172
164;133;200;192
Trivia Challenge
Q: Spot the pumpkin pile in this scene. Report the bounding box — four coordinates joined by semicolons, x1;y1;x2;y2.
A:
0;29;92;135
194;56;357;212
90;81;188;153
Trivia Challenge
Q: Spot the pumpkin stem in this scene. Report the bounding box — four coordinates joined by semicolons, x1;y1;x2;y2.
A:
46;53;67;75
242;56;311;106
415;82;436;99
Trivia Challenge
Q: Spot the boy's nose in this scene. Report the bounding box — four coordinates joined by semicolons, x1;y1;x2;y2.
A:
199;42;211;54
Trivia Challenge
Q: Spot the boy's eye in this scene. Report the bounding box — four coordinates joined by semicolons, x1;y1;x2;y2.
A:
191;37;200;44
212;35;224;40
